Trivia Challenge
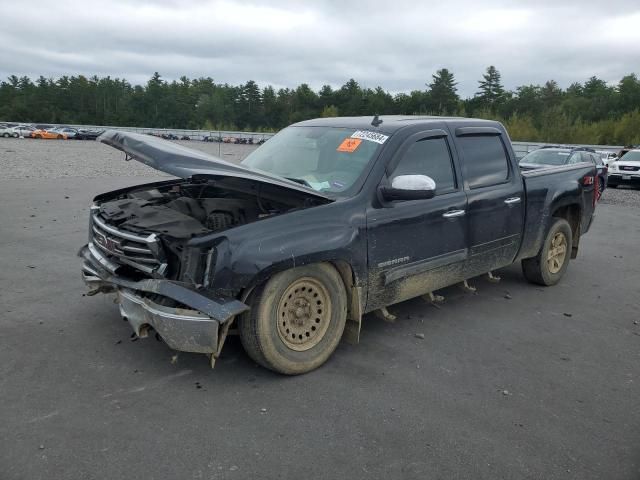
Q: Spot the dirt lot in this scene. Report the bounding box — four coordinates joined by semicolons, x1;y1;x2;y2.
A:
1;137;639;480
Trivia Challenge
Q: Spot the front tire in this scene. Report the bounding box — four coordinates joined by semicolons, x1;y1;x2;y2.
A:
522;218;573;286
238;263;347;375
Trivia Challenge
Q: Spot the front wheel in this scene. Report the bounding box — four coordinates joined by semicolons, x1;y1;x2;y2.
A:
2;133;8;138
238;263;347;375
522;218;573;286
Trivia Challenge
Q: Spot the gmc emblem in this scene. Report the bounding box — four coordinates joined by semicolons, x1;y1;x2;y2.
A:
94;232;121;253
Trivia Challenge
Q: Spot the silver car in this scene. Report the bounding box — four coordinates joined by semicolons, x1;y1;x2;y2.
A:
11;125;35;138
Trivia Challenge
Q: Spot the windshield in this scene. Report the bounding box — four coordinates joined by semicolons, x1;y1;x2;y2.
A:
241;126;382;193
619;151;640;162
521;149;571;166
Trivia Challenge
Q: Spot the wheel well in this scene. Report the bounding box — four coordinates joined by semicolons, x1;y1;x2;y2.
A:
328;260;363;344
551;204;581;258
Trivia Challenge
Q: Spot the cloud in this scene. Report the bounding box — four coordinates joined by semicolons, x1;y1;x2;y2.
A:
0;0;638;96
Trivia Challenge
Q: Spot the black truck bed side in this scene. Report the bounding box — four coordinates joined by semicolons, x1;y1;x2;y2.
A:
517;162;597;261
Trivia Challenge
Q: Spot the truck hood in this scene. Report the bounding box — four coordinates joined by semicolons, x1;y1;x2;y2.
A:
98;130;331;200
614;159;640;167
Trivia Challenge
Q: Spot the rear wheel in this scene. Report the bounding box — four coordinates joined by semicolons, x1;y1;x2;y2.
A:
35;134;42;139
522;218;573;286
57;134;63;139
238;263;347;375
2;133;8;138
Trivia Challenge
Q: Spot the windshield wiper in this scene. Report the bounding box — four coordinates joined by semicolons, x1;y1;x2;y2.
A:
284;177;312;188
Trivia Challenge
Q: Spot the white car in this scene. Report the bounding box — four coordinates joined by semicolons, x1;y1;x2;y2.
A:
596;150;618;166
0;125;19;138
608;149;640;188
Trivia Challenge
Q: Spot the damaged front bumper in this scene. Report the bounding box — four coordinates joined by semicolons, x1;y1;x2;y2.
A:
79;243;249;355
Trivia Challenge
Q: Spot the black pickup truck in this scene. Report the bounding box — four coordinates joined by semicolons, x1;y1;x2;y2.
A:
79;116;598;374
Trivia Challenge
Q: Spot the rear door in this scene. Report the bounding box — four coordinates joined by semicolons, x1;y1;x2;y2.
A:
366;129;468;310
453;127;524;277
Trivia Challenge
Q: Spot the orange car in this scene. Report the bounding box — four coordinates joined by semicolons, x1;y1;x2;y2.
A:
32;128;68;140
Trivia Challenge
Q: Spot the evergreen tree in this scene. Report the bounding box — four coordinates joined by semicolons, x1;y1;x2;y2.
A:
427;68;459;114
476;65;506;110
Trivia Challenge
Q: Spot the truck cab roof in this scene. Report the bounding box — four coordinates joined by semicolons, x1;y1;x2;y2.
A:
293;115;502;135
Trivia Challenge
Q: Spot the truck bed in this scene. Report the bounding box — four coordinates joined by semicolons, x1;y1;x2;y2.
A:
517;162;597;261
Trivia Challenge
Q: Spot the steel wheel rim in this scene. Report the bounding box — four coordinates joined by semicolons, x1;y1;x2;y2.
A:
547;232;567;274
276;277;332;352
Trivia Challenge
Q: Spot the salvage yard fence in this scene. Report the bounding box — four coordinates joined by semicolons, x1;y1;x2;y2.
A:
3;121;625;157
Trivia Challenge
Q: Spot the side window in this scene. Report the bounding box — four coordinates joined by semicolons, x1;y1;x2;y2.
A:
457;135;510;188
391;137;456;193
567;152;593;165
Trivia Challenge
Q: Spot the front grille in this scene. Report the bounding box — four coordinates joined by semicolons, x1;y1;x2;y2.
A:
620;165;640;171
90;209;166;276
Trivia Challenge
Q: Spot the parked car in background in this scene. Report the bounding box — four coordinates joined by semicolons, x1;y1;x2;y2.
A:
10;125;35;138
50;127;80;139
608;149;640;188
596;151;618;166
32;128;68;140
519;146;608;195
1;125;19;137
76;129;104;140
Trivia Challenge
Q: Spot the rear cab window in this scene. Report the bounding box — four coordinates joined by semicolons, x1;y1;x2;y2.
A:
456;134;510;189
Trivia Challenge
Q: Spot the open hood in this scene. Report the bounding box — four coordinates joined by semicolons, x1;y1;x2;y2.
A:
99;130;331;200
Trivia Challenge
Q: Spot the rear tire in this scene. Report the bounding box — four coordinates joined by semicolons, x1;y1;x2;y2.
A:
2;133;8;138
522;218;573;286
238;263;347;375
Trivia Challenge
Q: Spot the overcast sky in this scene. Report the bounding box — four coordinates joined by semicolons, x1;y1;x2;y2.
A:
0;0;639;97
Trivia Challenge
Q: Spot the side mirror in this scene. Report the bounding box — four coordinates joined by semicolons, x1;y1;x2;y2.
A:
380;174;436;201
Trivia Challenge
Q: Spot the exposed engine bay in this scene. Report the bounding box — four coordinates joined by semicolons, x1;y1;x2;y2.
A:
95;177;328;239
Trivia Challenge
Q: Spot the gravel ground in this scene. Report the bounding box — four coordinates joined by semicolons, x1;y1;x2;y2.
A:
599;185;640;207
0;137;257;179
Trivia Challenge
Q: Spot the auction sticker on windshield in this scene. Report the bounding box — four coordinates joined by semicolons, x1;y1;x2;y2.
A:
337;138;362;152
351;130;389;144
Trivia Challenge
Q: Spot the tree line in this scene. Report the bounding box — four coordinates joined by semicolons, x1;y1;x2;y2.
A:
1;67;639;145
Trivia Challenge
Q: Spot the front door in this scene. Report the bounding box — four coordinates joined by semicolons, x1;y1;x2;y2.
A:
366;130;468;311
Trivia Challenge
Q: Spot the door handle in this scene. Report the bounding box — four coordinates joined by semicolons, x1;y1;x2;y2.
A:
504;197;521;205
442;209;466;218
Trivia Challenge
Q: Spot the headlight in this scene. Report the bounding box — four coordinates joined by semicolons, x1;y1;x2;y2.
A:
610;163;618;171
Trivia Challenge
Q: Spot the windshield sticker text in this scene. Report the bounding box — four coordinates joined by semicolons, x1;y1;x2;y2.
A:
351;130;389;145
